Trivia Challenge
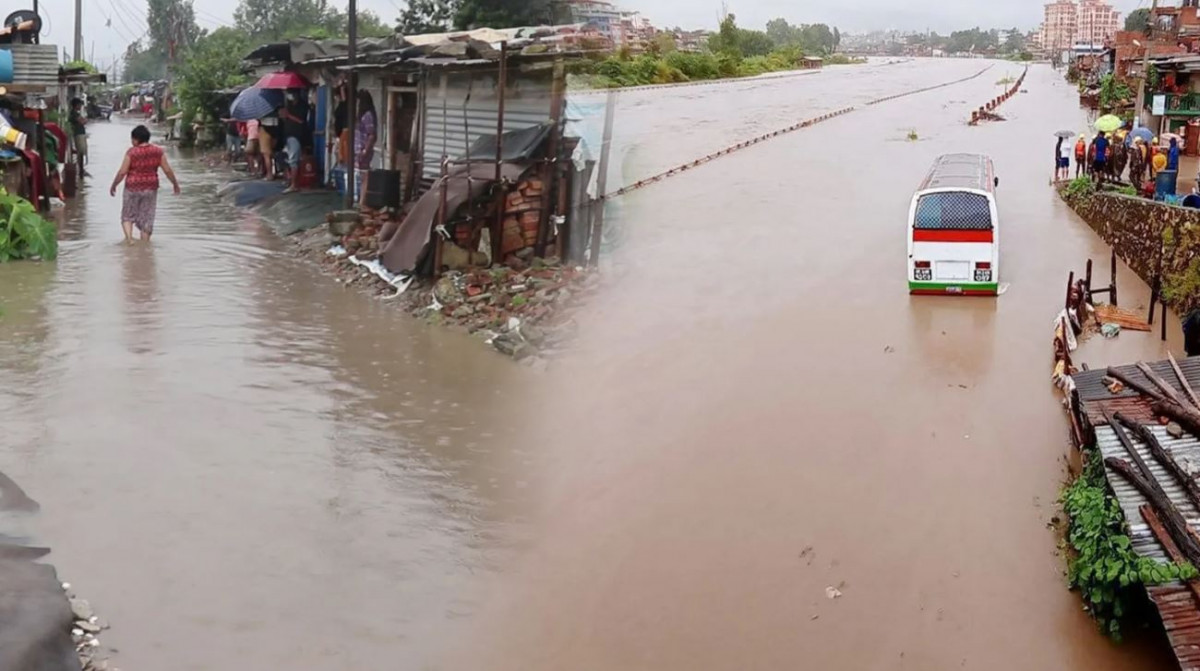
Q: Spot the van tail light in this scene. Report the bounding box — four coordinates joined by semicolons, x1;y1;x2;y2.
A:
914;261;933;281
915;261;931;268
974;261;993;282
975;262;991;270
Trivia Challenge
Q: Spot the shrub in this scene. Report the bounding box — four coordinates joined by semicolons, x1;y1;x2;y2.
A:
0;190;57;261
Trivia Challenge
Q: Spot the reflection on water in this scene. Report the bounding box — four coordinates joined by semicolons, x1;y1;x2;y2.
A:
442;61;1180;671
0;61;1183;671
0;119;536;671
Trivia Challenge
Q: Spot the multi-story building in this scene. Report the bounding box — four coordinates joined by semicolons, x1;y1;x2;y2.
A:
1076;0;1122;47
558;0;624;45
1041;0;1079;56
1039;0;1122;56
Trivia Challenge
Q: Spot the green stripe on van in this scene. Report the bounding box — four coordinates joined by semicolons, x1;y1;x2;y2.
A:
909;282;998;293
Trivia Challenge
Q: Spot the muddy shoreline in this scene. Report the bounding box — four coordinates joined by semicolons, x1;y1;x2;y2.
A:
286;222;598;363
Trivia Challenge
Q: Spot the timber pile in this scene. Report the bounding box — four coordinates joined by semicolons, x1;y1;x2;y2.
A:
1095;304;1152;332
499;177;546;262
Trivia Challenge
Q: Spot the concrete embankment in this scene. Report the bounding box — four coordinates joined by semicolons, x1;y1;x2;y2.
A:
1061;187;1200;315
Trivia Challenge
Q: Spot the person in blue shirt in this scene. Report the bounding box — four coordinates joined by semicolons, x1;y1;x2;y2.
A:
1169;137;1181;172
1093;132;1109;185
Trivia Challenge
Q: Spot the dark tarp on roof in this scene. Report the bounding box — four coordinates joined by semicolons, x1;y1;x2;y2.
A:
465;123;551;162
378;162;526;274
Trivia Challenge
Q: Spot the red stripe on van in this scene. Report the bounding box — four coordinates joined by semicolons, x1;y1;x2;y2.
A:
912;229;994;243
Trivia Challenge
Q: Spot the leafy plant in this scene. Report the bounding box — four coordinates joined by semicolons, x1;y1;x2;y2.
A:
1062;451;1199;640
1099;74;1133;110
0;189;56;261
1065;176;1096;200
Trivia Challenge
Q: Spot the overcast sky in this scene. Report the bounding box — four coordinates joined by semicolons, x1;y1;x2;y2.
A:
28;0;1149;76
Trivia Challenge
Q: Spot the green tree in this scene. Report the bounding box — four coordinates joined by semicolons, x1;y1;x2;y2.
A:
799;23;834;55
765;18;800;47
453;0;551;29
123;42;167;81
1003;28;1025;54
234;0;330;40
738;29;774;57
319;8;395;38
175;27;252;119
710;13;742;57
1126;8;1151;33
398;0;456;34
833;26;840;52
147;0;201;63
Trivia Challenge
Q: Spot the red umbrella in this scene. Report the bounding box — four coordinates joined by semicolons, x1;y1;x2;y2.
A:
254;71;309;89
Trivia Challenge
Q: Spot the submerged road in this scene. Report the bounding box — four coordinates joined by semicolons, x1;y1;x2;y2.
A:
0;59;1185;669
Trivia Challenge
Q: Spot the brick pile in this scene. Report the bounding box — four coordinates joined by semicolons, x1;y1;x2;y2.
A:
500;177;545;260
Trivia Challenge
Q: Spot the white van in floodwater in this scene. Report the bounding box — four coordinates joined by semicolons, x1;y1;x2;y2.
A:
907;154;1000;296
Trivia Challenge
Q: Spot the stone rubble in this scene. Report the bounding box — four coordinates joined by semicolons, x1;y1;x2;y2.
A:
63;583;117;671
290;219;598;362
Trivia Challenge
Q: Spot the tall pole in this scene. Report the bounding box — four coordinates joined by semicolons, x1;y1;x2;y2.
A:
73;0;82;61
1135;0;1161;129
344;0;358;209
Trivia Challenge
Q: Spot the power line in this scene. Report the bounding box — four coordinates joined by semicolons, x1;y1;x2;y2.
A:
108;0;145;39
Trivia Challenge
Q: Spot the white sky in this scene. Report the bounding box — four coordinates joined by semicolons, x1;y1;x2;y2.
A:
31;0;1150;75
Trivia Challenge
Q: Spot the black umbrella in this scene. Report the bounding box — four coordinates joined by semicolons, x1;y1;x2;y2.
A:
1054;130;1076;139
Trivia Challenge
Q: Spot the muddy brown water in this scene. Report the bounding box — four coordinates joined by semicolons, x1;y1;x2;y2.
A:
0;59;1186;669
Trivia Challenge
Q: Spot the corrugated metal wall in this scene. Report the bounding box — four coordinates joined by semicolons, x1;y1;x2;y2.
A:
421;68;553;181
5;44;59;87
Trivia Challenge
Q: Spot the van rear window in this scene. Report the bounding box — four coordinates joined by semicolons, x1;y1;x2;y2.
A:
914;192;993;230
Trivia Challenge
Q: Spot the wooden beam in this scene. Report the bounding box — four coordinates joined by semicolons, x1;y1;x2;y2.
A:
1117;412;1200;512
1168;352;1200;410
1140;504;1200;607
1107;457;1200;566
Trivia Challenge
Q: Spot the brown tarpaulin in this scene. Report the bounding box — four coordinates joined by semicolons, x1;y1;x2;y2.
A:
378;161;526;274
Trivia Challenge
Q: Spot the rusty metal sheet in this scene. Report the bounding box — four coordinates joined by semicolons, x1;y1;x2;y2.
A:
1080;357;1200;671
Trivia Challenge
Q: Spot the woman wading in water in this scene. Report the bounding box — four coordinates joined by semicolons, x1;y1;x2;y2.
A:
109;125;180;242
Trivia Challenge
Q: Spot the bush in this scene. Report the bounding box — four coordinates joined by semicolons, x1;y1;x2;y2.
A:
0;190;56;261
664;51;720;80
1062;451;1198;640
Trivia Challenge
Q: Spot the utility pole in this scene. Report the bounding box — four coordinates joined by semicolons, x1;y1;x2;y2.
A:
73;0;82;61
1135;0;1161;129
344;0;358;210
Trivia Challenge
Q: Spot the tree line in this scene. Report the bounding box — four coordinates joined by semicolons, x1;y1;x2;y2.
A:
900;27;1029;55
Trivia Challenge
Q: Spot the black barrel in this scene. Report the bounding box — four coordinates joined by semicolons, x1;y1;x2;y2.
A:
364;169;401;210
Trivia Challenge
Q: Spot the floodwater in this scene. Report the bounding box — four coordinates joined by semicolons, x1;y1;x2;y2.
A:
0;58;1185;670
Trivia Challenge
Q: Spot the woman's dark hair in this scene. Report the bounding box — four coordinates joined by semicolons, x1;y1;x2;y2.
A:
131;125;151;143
357;89;375;117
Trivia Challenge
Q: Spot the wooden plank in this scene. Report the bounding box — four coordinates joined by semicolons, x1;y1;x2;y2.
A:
1117;412;1200;512
1169;352;1200;410
1139;362;1189;407
1141;504;1200;607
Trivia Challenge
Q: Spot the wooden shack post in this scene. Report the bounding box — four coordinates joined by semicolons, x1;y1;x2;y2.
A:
535;57;566;258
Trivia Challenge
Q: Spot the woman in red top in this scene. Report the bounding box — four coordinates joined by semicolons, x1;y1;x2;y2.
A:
109;125;180;242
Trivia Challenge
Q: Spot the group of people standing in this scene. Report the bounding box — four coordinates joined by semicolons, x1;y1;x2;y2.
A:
1057;130;1181;189
223;89;312;192
223;85;378;200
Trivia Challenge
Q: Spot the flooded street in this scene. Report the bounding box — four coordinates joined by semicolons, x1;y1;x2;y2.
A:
0;59;1184;669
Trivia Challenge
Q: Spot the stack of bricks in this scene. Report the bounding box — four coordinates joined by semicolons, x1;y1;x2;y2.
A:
500;177;545;258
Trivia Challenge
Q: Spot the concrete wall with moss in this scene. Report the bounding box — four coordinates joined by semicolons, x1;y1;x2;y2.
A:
1061;187;1200;312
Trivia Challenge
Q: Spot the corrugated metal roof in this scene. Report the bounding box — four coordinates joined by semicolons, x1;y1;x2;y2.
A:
1076;356;1200;671
4;44;59;87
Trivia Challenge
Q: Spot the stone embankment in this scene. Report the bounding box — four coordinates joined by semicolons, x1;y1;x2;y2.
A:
1060;185;1200;314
